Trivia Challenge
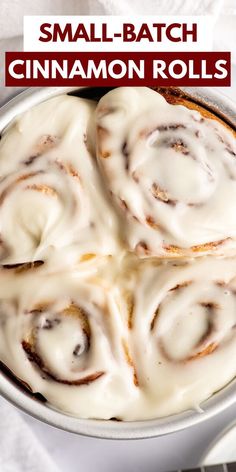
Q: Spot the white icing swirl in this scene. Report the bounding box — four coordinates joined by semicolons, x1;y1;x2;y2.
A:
0;95;120;269
124;256;236;419
1;256;236;420
0;88;236;422
96;87;236;257
0;267;139;420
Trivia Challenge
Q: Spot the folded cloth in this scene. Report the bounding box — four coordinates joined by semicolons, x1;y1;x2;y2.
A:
0;0;229;39
0;398;59;472
0;0;90;40
88;0;223;15
0;0;226;36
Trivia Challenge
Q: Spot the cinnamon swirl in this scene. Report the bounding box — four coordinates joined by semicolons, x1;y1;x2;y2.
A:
1;255;236;420
1;87;236;422
0;95;119;269
120;256;236;419
0;266;139;419
96;87;236;258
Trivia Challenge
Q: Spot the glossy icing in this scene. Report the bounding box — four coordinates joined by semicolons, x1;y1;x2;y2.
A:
0;89;236;420
96;87;236;257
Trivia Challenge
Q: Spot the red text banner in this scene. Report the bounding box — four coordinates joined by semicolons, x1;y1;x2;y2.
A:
5;52;231;87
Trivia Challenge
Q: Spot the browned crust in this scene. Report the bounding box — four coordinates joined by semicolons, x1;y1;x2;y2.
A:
187;342;218;361
146;215;160;230
123;291;134;329
55;160;81;181
24;135;58;166
97;125;111;158
0;172;41;205
151;183;176;206
163;237;231;256
2;261;44;272
170;281;192;291
0;360;47;402
151;87;236;138
122;339;138;386
22;340;104;386
25;184;57;197
191;238;231;253
150;307;159;332
80;253;96;262
62;304;91;338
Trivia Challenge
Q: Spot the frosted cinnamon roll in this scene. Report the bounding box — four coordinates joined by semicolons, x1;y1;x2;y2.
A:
0;95;119;269
1;254;236;419
96;87;236;258
0;267;139;419
126;256;236;419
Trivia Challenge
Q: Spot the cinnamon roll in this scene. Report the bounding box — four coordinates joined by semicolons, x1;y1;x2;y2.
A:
96;87;236;258
1;87;236;422
0;267;139;419
126;256;236;419
0;95;119;269
2;255;236;420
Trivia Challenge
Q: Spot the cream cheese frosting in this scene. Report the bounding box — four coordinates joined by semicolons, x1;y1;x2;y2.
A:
0;264;139;420
0;88;236;421
96;87;236;257
0;256;236;420
0;95;120;269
